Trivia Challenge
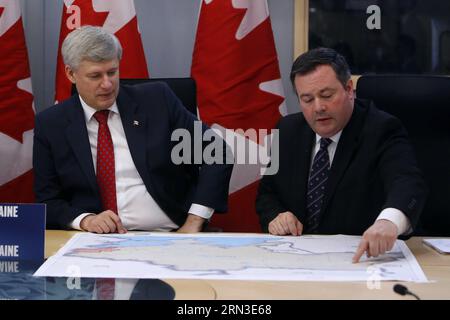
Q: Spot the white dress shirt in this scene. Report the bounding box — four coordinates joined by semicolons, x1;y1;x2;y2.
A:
70;96;213;231
312;132;411;235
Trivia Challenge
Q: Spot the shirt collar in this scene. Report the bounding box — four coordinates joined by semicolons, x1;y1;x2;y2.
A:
79;95;119;123
315;130;342;146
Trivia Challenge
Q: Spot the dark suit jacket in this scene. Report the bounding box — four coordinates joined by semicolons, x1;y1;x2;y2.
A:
256;99;428;235
33;82;233;229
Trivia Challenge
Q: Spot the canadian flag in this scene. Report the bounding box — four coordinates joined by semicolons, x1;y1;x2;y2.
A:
55;0;149;102
0;0;35;202
192;0;286;232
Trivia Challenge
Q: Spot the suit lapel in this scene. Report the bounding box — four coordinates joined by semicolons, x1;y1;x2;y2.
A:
320;102;367;216
116;87;153;193
65;96;99;195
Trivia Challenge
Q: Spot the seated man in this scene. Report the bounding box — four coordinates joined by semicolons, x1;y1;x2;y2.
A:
33;26;233;234
256;48;427;262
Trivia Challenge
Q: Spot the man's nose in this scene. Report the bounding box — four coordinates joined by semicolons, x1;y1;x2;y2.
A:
100;75;113;89
313;98;326;113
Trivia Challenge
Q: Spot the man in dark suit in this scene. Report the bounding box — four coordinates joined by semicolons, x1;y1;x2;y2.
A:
33;26;232;234
256;48;427;262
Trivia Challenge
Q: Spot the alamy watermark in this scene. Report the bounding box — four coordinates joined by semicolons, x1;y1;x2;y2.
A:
367;5;381;30
170;121;279;176
66;265;81;290
366;266;382;290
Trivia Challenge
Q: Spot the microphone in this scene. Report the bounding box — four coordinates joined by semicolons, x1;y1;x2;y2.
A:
393;284;421;300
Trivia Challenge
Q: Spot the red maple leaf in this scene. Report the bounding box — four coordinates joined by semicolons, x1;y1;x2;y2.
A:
192;1;284;232
192;0;283;134
0;18;34;142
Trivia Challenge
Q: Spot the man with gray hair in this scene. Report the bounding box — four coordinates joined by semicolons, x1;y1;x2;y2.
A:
33;26;233;234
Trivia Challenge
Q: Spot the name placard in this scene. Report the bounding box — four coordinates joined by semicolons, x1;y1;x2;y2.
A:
0;204;46;261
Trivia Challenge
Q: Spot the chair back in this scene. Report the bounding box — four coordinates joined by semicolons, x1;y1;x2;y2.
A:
357;75;450;235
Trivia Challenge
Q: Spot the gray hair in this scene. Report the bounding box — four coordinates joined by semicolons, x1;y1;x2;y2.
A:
61;25;123;70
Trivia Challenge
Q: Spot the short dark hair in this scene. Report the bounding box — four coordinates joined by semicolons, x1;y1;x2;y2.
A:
290;47;351;93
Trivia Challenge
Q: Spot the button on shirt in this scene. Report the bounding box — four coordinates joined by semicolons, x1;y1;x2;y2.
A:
71;96;214;231
311;132;411;235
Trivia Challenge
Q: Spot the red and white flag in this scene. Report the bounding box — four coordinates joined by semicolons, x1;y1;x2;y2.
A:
192;0;286;232
55;0;149;102
0;0;35;202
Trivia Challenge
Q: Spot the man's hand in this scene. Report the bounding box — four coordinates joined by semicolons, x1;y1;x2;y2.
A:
352;219;398;263
177;214;206;233
80;210;127;234
268;211;303;236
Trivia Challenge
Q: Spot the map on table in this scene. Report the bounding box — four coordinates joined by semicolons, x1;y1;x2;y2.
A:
34;233;427;282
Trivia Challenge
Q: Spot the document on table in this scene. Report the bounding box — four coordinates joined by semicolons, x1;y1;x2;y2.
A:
34;233;428;282
423;238;450;254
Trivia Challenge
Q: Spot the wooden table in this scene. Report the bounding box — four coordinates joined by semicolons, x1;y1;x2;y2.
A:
45;231;450;300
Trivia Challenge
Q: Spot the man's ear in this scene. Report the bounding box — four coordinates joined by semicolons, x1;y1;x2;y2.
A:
65;65;76;84
346;79;354;99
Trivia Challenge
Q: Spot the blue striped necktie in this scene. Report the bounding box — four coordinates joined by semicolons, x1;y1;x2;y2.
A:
306;137;332;233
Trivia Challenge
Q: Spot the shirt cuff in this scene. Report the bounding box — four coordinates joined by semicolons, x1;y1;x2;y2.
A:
377;208;412;235
70;213;95;230
188;204;214;220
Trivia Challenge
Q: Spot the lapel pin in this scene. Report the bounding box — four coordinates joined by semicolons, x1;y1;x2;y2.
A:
133;120;140;126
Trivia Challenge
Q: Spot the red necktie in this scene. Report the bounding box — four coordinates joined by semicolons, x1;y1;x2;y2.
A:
93;110;117;299
93;110;118;214
96;278;115;300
